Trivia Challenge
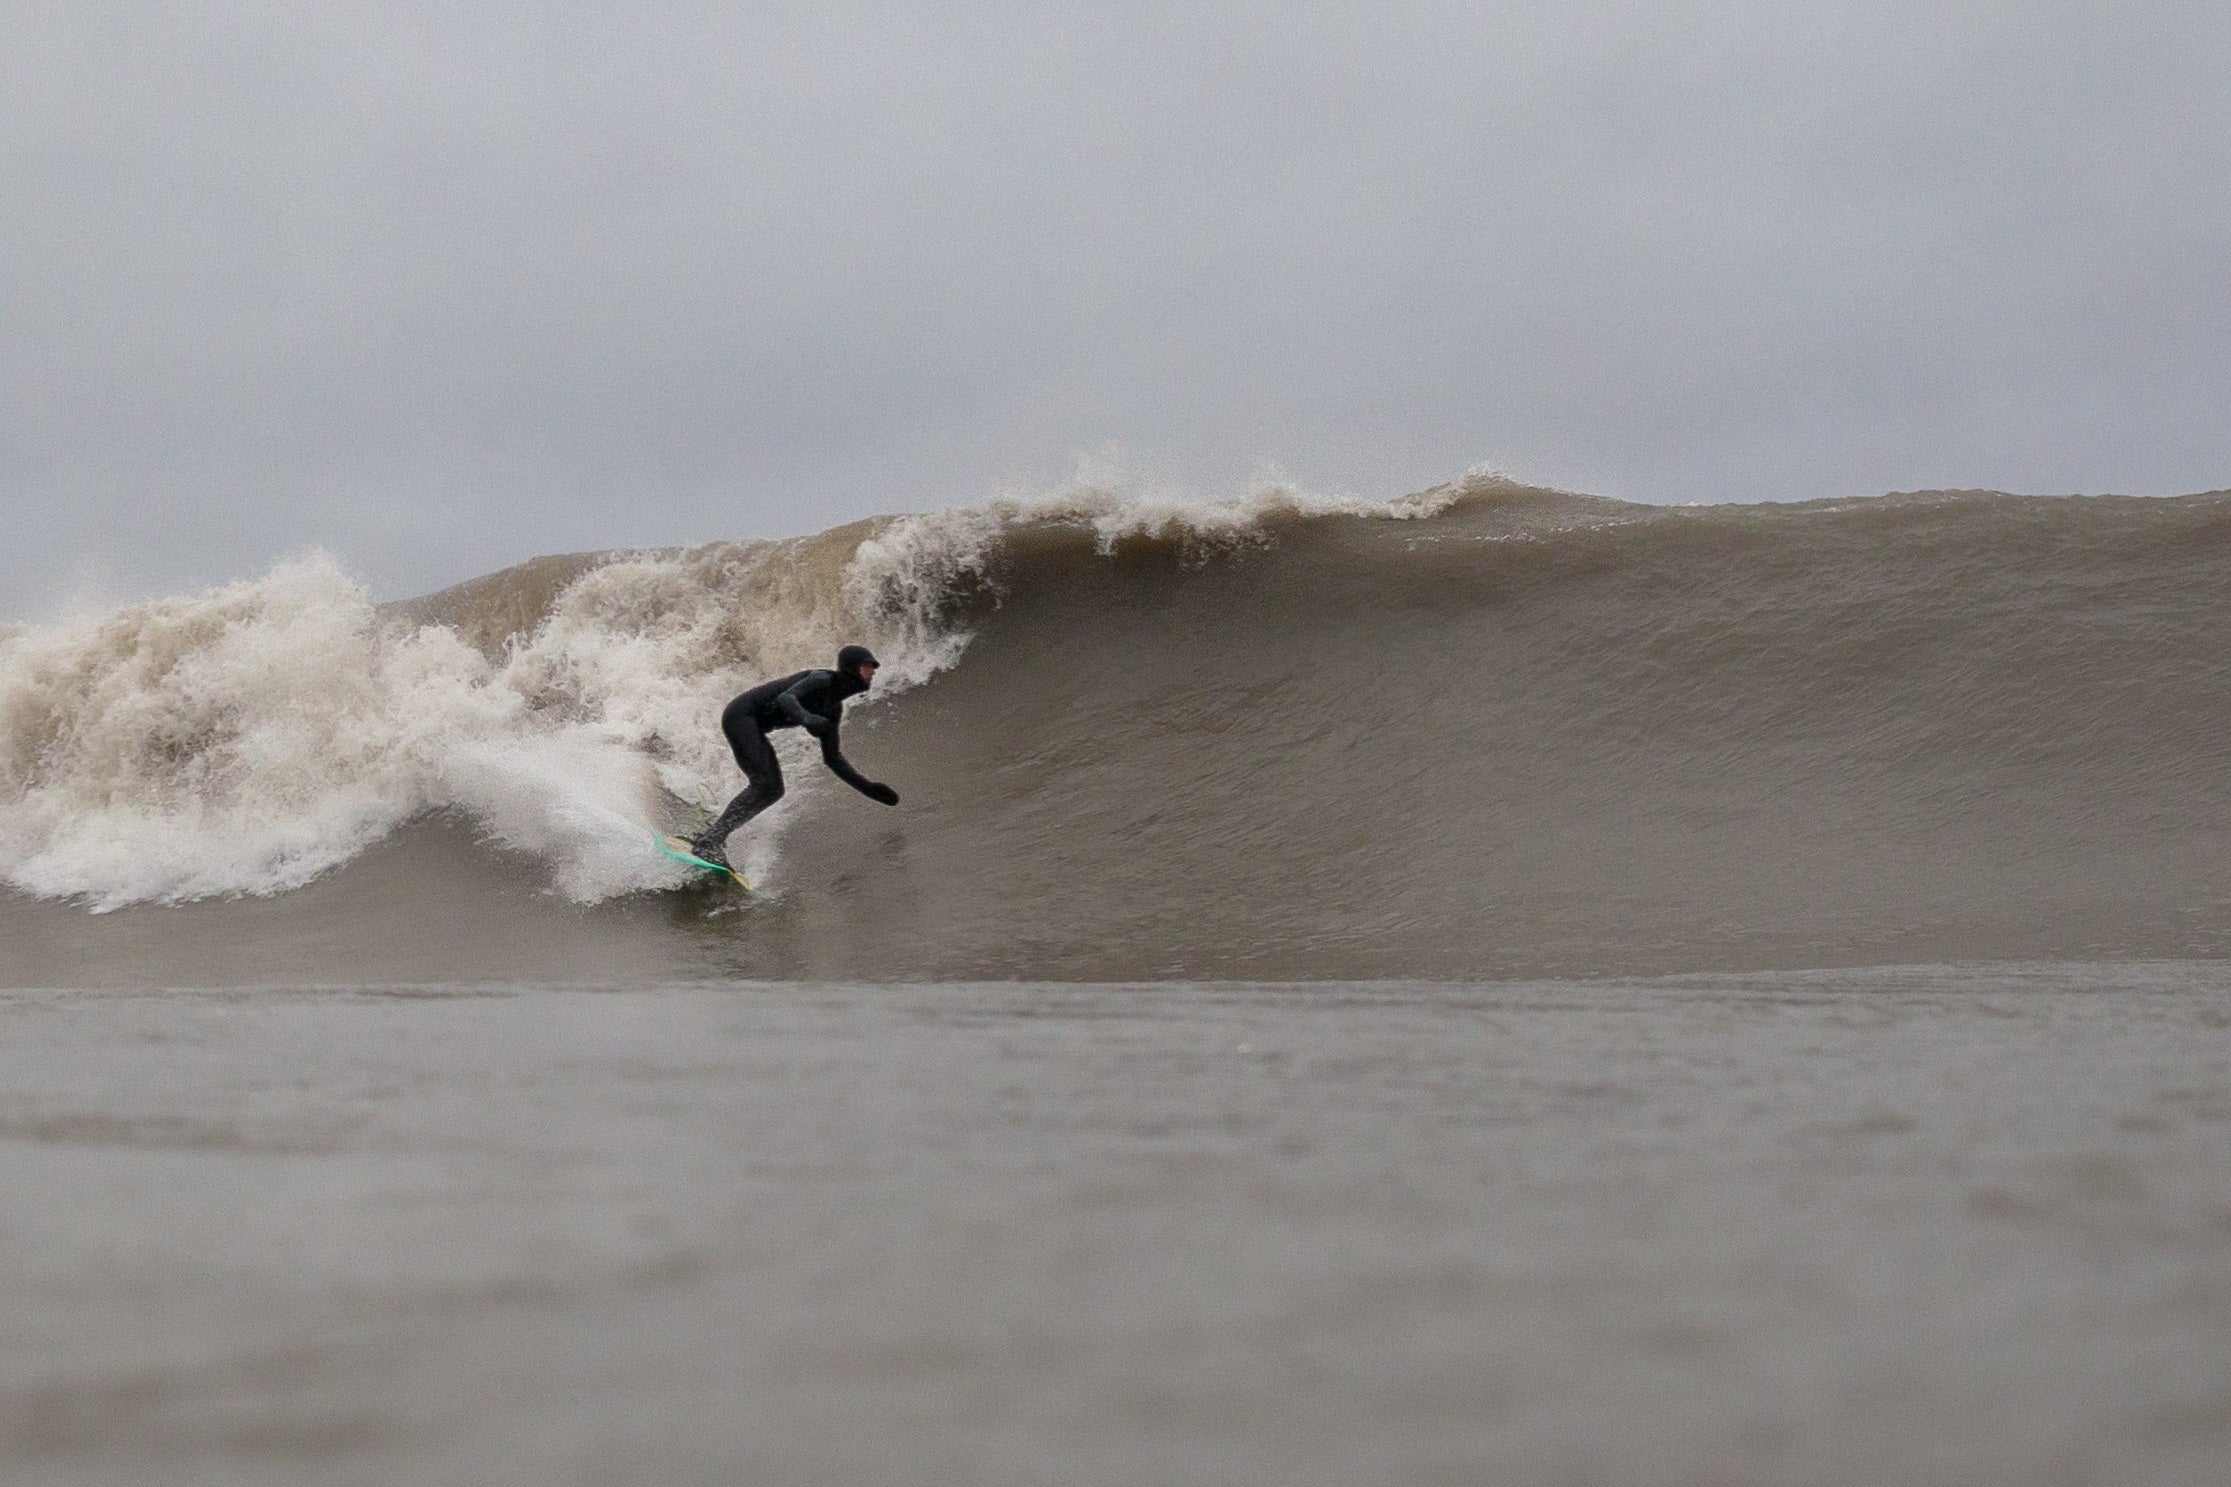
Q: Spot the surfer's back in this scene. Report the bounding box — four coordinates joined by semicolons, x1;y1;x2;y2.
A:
727;669;818;730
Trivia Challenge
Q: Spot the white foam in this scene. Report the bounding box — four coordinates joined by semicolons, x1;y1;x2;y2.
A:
858;471;1472;573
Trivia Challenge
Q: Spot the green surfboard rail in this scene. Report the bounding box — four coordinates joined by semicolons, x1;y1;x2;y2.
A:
656;834;746;889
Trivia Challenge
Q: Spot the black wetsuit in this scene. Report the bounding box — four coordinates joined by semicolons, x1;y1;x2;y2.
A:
692;667;895;860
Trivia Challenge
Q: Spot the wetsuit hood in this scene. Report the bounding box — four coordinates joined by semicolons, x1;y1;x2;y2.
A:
836;644;879;681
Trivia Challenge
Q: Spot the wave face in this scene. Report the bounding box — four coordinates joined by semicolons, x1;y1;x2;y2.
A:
8;478;2231;983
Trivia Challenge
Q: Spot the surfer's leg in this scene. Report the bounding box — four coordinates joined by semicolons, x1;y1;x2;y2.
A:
693;722;784;865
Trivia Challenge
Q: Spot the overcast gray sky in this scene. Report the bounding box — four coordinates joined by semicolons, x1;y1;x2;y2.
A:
7;1;2229;613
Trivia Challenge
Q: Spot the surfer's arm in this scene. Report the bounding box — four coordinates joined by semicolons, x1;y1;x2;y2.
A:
776;680;830;736
819;713;900;805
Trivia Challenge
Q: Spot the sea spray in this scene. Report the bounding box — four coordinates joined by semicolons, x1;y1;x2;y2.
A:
0;556;515;907
0;544;854;907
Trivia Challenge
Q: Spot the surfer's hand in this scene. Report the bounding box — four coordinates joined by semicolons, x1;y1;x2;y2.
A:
801;713;832;738
865;782;900;806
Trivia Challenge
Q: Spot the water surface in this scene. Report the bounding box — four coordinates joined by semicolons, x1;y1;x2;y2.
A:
3;964;2226;1485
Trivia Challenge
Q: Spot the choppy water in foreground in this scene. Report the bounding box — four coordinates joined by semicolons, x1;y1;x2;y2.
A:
3;963;2226;1486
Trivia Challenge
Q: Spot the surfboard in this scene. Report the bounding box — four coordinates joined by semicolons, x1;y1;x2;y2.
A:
657;834;746;889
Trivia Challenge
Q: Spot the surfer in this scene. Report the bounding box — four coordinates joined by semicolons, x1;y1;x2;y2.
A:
687;644;900;871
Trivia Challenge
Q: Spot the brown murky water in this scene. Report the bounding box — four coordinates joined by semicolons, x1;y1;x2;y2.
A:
2;964;2226;1486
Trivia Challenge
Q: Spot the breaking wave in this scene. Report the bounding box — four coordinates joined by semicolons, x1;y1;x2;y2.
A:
7;473;2231;982
0;477;1475;911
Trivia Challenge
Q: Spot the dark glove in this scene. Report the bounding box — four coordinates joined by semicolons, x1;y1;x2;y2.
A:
864;782;900;806
800;713;832;739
